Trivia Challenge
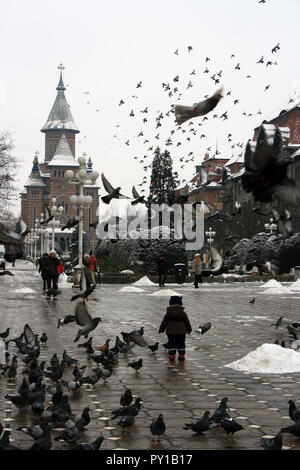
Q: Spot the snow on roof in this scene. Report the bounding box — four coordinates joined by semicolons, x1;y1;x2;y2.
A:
41;77;79;133
225;154;244;167
230;167;245;180
25;157;46;188
47;133;79;167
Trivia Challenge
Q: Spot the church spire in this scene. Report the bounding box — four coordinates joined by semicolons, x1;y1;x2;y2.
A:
41;64;79;134
25;151;46;188
56;63;66;91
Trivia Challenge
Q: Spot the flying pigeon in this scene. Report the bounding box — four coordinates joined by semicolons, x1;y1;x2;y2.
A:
40;206;54;225
101;173;129;204
175;87;224;125
73;302;102;342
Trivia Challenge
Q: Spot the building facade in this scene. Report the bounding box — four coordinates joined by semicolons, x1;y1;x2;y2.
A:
20;66;99;255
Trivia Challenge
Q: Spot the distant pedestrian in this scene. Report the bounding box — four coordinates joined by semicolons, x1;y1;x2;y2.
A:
158;296;192;361
158;255;168;287
44;250;61;298
38;253;50;291
86;251;98;285
191;253;202;288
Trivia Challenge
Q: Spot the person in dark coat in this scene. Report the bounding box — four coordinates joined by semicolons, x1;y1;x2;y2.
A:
38;253;50;290
42;250;61;296
158;255;168;287
158;296;192;361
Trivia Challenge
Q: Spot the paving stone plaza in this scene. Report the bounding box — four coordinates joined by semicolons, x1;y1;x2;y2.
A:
1;261;300;451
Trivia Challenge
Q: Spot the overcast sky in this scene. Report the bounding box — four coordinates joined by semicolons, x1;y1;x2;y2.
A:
1;0;300;215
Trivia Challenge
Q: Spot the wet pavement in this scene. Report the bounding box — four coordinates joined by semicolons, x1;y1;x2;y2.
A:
1;260;300;451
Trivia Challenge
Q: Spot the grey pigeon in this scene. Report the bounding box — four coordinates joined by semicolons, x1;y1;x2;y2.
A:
0;430;21;450
71;267;95;301
111;397;142;419
175;87;223;124
148;342;159;354
210;397;230;424
183;411;211;434
260;432;282;450
73;302;101;342
150;414;166;442
198;322;212;335
120;389;133;407
54;418;85;444
281;421;300;437
101;173;129;204
220;418;244;436
118;415;135;433
69;436;104;450
128;358;143;372
271;316;284;328
288;400;300;422
0;328;10;339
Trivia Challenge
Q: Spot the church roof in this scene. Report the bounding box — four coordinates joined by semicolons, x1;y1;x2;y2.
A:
48;133;79;167
25;154;46;188
41;68;79;133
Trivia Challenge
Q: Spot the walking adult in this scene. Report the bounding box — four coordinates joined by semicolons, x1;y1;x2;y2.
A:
191;253;202;288
86;251;98;285
158;255;168;287
43;249;61;298
38;253;50;291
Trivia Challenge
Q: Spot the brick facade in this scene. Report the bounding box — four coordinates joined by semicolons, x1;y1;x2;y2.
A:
253;107;300;145
20;73;99;252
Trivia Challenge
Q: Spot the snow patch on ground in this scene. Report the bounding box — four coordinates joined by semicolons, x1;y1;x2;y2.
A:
262;285;292;295
10;288;36;294
290;279;300;291
225;343;300;373
260;279;282;288
133;276;156;287
150;289;181;297
119;286;145;293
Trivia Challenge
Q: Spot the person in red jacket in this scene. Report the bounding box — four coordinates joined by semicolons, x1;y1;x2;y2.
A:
86;251;98;285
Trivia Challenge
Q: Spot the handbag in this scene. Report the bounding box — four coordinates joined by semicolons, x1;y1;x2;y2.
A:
57;262;64;274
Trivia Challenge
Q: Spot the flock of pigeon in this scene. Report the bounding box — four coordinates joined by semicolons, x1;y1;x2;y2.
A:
75;29;286;197
1;288;300;452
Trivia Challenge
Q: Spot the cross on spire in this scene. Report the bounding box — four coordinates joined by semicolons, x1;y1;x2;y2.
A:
58;63;65;78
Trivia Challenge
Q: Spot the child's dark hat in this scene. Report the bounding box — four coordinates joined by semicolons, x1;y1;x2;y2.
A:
169;295;183;305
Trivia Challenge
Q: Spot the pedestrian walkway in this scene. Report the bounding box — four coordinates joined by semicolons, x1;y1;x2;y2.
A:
0;260;300;450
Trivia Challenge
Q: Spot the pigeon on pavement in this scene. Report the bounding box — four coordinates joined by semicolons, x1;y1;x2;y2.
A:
150;414;166;442
260;432;282;450
183;411;211;434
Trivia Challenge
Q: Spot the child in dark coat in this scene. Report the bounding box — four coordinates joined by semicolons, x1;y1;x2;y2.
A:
158;296;192;361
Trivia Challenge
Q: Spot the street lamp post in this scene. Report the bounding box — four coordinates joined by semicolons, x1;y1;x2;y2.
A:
264;218;277;235
34;221;38;259
205;226;216;265
64;153;99;285
47;198;64;250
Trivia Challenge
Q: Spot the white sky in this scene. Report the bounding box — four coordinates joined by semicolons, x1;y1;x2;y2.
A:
1;0;300;215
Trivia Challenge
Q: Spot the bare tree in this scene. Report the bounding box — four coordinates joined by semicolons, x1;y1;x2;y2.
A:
0;209;19;231
0;132;18;210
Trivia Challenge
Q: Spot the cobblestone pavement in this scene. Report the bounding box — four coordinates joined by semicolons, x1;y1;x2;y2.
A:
1;260;300;451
